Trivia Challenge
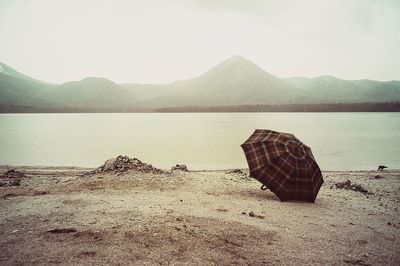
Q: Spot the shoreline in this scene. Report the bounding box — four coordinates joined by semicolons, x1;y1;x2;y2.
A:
1;166;399;265
2;165;399;172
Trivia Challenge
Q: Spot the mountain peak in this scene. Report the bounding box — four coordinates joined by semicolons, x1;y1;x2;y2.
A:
220;55;253;66
59;77;119;88
225;54;246;61
200;55;277;81
81;77;116;84
0;62;35;81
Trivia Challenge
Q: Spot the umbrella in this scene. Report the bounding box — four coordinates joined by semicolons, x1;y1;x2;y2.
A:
241;129;323;202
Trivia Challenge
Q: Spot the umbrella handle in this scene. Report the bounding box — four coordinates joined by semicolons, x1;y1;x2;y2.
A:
261;185;268;190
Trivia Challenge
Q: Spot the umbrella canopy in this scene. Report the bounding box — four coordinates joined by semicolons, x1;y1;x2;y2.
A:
241;129;323;202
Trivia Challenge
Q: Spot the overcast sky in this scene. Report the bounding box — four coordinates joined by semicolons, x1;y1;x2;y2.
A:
0;0;399;84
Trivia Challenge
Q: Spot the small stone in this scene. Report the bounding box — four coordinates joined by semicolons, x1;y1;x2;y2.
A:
249;212;255;217
47;228;77;234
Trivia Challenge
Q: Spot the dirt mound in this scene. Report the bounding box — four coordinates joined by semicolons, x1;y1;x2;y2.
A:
226;169;248;176
87;155;164;175
1;169;26;179
0;169;25;187
225;169;250;181
334;179;373;195
171;164;188;171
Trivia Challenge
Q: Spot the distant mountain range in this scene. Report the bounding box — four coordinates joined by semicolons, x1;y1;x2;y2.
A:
1;55;400;112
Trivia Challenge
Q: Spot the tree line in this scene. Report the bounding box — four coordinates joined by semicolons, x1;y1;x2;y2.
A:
1;102;400;113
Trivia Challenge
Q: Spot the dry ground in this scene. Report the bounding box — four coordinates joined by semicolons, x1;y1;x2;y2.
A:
0;166;399;265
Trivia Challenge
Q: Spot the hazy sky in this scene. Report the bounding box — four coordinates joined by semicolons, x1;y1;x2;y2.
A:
1;0;399;84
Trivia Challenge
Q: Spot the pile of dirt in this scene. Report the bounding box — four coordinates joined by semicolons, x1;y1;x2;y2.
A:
1;169;26;179
334;179;373;195
226;169;246;175
226;169;250;180
171;164;188;171
0;169;25;187
87;155;164;175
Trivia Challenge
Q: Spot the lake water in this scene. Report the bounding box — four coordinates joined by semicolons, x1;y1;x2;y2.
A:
0;113;399;170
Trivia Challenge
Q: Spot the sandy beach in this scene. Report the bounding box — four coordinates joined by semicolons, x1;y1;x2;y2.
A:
0;164;399;265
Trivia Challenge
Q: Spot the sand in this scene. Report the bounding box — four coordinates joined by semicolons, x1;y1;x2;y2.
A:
0;166;399;265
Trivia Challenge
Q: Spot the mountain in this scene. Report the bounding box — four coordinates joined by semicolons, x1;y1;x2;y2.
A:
285;76;400;103
1;56;400;112
0;62;131;110
0;62;43;82
177;55;299;105
45;77;132;108
124;55;306;107
0;62;55;107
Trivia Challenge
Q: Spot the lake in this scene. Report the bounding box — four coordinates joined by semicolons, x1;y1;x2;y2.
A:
0;113;399;170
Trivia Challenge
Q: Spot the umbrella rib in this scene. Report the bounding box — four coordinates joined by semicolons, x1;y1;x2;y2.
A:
247;150;291;173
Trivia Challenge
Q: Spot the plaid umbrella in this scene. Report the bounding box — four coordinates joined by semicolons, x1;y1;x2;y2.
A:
241;129;323;202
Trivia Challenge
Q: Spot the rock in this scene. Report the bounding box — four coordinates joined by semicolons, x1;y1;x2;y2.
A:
1;169;26;179
0;179;21;187
78;251;97;258
47;228;77;234
334;179;373;195
171;164;188;171
226;169;245;175
225;169;249;180
343;259;370;265
0;169;24;187
9;179;21;186
374;175;385;179
248;211;265;219
103;158;118;172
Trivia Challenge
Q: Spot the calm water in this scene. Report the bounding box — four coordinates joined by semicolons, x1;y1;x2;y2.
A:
0;113;399;170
